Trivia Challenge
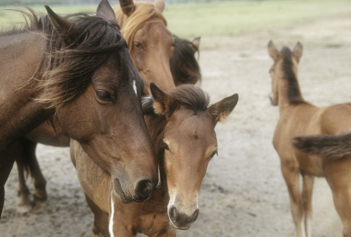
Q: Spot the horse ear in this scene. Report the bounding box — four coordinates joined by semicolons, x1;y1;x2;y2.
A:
293;42;303;63
45;5;78;45
208;94;239;125
96;0;118;24
119;0;136;17
268;40;279;61
191;37;201;53
154;0;165;12
150;83;177;118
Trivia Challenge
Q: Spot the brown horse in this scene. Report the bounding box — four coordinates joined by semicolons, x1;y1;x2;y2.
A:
268;40;351;237
14;0;202;213
71;84;239;236
0;0;159;217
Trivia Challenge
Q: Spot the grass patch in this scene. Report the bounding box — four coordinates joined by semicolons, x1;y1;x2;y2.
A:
0;0;350;39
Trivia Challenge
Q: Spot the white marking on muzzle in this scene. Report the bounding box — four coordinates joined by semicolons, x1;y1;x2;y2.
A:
109;192;115;237
133;80;137;96
156;165;161;189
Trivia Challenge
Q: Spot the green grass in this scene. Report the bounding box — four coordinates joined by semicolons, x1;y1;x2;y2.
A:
1;0;351;39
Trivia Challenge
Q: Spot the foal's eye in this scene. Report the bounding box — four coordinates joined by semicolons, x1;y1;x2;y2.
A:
162;142;170;151
96;90;112;101
209;150;218;160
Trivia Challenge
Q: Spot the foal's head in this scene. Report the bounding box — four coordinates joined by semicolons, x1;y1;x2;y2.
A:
41;0;157;203
115;0;175;95
267;40;303;106
150;84;239;230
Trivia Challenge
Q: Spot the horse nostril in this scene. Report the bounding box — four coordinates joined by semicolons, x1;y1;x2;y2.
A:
191;208;199;222
134;179;153;200
170;206;179;222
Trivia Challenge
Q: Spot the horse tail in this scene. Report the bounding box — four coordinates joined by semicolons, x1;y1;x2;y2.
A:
292;132;351;159
16;138;38;179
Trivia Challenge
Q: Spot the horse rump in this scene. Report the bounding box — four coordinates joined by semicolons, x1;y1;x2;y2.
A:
292;132;351;159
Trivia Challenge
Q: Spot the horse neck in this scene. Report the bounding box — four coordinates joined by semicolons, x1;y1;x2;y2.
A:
277;61;305;113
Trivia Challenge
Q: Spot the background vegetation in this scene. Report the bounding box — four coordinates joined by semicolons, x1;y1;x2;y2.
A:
0;0;350;38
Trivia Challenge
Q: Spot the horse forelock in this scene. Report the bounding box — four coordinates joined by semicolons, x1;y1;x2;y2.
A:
280;46;305;104
115;2;167;52
170;85;210;112
171;36;201;86
36;12;126;108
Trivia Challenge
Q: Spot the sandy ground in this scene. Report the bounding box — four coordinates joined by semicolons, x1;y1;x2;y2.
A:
2;14;351;237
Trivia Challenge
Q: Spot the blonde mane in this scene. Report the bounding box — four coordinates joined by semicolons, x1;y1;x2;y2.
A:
115;2;167;51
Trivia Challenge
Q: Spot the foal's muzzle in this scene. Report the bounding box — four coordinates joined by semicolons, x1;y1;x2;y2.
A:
168;205;199;230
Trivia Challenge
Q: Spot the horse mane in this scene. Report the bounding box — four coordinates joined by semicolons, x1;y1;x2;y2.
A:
142;85;210;116
280;47;305;104
115;2;166;52
33;10;126;108
171;35;202;86
0;7;42;36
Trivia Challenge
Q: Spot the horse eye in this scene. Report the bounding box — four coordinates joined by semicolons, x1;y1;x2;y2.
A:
162;142;170;151
134;42;141;48
96;90;112;101
209;150;218;160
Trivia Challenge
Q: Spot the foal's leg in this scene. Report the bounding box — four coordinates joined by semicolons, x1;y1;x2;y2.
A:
281;161;305;237
302;173;314;237
85;194;109;237
325;158;351;237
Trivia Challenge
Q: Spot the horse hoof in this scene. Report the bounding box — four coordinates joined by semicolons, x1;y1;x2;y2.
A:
16;204;32;214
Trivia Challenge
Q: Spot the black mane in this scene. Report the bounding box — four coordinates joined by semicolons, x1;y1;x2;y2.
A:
281;47;305;104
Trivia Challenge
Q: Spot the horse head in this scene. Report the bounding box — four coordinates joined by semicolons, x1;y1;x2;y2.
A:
45;0;158;203
116;0;176;95
150;83;239;230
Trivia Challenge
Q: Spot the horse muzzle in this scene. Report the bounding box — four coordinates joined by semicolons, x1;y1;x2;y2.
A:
168;204;199;230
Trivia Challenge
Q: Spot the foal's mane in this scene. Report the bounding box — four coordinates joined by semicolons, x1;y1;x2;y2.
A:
3;6;126;108
171;35;202;86
280;47;305;104
115;2;166;52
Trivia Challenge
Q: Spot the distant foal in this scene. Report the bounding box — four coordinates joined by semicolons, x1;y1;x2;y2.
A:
268;40;351;237
71;84;239;236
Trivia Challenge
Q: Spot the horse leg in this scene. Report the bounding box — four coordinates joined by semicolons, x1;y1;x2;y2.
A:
325;159;351;237
85;194;110;237
281;162;305;237
23;138;47;203
302;173;314;237
0;142;19;218
16;157;32;214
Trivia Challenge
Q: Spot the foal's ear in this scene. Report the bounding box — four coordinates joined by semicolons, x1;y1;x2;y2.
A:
191;37;201;53
208;94;239;125
150;83;177;118
268;40;279;61
96;0;118;24
154;0;165;12
45;5;79;45
292;42;303;63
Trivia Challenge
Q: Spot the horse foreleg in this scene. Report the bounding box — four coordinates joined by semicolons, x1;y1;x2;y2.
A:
281;162;305;237
325;159;351;237
85;194;110;237
302;173;314;237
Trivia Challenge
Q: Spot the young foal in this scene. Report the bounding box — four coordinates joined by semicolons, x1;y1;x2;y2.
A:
268;40;351;237
71;84;239;236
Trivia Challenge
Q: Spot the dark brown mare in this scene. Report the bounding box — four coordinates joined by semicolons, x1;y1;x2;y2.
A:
14;0;202;213
268;40;351;237
0;0;159;217
71;83;239;236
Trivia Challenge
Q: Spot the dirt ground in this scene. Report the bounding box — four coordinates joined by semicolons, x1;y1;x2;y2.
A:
2;14;351;237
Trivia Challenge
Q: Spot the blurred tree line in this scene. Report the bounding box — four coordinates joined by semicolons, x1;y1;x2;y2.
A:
1;0;102;6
